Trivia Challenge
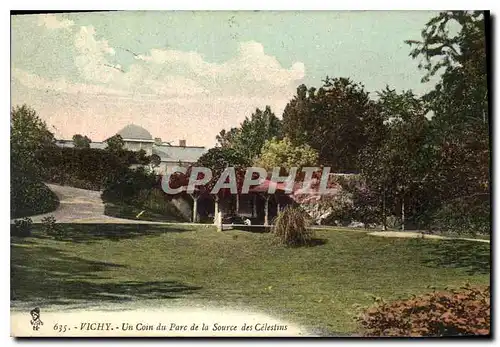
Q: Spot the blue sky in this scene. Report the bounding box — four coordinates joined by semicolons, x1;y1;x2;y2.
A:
11;11;439;147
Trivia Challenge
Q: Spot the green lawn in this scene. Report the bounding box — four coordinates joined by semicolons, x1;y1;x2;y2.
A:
10;225;490;335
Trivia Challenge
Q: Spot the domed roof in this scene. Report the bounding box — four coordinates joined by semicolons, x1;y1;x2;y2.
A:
117;124;153;140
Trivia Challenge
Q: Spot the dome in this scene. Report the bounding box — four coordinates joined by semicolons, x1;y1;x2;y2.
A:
117;124;153;141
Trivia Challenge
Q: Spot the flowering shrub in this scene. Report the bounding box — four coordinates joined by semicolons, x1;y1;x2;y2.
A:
358;286;490;337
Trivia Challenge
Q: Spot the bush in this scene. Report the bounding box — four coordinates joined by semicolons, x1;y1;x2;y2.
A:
101;166;158;205
41;216;62;238
430;195;490;235
12;217;33;237
358;286;490;337
11;176;59;218
272;206;313;246
37;147;148;191
138;188;187;220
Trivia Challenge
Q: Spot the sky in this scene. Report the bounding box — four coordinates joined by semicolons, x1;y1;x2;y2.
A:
11;11;439;148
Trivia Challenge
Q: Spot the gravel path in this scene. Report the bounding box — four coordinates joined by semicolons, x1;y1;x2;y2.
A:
368;231;490;243
14;184;171;224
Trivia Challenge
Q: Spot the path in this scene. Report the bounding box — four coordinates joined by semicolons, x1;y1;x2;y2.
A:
368;231;490;243
15;184;169;224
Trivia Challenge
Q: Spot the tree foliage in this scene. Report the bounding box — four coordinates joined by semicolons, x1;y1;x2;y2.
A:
405;11;489;233
216;106;282;163
343;11;489;233
254;137;318;172
11;104;55;176
194;147;249;196
10;105;59;218
282;78;379;172
72;134;92;149
105;134;125;153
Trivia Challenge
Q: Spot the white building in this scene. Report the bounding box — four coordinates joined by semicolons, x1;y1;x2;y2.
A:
55;124;207;175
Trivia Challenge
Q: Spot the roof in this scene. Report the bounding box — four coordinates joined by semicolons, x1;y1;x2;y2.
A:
55;140;106;150
90;142;107;150
249;179;295;193
153;145;207;163
117;124;153;141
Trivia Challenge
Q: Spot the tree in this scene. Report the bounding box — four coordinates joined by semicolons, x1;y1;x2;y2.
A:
72;134;92;149
358;88;431;230
254;137;318;173
282;78;379;172
406;11;489;234
216;106;282;163
10;105;58;218
149;154;161;169
105;134;125;153
11;104;55;177
216;127;240;148
197;147;249;171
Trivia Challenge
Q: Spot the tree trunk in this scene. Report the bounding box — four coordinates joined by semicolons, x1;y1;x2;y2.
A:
401;194;405;231
382;187;387;231
264;195;270;226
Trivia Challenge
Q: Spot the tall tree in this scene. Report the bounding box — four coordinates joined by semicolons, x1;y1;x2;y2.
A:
282;77;379;172
216;127;240;148
10;105;58;218
216;106;282;163
11;104;55;177
353;88;431;230
406;11;489;234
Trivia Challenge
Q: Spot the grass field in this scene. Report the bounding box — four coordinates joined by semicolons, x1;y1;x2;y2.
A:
10;224;490;335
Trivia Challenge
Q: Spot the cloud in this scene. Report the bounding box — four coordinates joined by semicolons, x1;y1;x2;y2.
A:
16;22;306;101
136;41;305;95
74;26;118;83
12;68;127;96
37;14;74;31
70;24;305;99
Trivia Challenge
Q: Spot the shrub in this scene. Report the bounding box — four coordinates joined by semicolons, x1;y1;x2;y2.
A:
10;176;59;218
13;217;33;237
138;188;187;220
272;206;313;246
358;286;490;337
101;166;158;205
37;146;148;191
41;216;61;238
430;195;490;235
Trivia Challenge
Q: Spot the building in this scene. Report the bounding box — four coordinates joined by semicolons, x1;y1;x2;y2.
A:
55;124;207;175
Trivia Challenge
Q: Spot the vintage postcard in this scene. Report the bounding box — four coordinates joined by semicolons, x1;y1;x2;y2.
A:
10;10;490;337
